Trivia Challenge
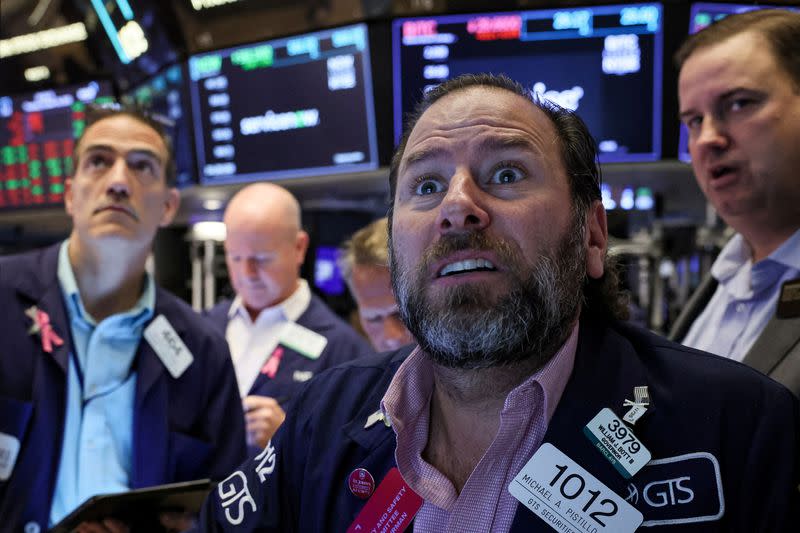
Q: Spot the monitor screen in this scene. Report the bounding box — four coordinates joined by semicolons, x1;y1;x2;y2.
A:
678;3;799;161
123;64;196;188
188;23;379;185
393;3;664;163
0;81;114;210
313;245;346;296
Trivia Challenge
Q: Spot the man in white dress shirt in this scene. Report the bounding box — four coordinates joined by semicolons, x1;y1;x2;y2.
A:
206;183;372;449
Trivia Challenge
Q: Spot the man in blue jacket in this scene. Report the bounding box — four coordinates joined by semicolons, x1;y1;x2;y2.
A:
198;74;799;532
0;104;246;533
206;183;372;451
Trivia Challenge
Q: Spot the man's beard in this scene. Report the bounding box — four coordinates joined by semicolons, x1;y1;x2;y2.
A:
390;214;587;371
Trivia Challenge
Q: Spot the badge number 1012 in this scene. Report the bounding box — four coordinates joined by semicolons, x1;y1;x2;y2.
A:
509;443;643;533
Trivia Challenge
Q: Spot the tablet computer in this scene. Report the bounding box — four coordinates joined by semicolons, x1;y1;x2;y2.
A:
50;479;214;533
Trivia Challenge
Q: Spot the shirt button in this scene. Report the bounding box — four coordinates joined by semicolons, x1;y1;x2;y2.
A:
736;303;747;313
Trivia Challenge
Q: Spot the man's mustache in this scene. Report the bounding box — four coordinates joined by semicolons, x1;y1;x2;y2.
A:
419;232;517;271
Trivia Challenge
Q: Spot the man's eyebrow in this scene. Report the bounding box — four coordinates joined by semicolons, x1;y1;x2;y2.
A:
81;144;163;165
402;145;449;170
678;86;758;120
475;134;540;155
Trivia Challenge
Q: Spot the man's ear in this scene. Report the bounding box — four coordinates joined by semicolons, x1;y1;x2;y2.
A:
159;187;180;227
295;230;310;266
584;199;608;280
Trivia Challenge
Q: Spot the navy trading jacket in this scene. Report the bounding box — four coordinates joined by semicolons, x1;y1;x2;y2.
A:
0;244;247;532
197;319;800;532
205;294;373;402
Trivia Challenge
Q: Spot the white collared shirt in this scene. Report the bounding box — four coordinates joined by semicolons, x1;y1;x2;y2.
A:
683;229;800;361
226;280;311;397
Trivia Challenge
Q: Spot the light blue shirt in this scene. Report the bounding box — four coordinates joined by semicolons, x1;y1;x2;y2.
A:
683;229;800;362
50;241;155;526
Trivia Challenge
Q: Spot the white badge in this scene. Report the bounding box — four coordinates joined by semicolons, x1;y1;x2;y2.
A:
584;408;651;479
292;370;314;382
278;322;327;360
143;315;194;379
510;443;643;533
0;432;21;481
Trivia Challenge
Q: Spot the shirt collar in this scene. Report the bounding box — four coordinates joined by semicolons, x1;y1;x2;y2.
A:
228;279;311;324
768;228;800;272
711;233;751;284
382;321;579;433
712;229;800;294
57;239;156;327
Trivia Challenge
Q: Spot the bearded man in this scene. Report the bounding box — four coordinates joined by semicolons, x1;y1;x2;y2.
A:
197;74;799;533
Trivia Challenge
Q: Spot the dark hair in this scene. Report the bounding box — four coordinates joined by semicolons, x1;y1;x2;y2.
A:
389;73;601;215
387;73;629;321
675;9;800;90
74;103;178;186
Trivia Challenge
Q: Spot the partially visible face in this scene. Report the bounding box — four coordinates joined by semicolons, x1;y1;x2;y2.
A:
390;87;589;369
349;263;413;352
679;31;800;230
66;115;178;246
224;223;307;313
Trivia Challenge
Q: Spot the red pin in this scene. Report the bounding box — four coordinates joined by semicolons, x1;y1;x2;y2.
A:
348;468;375;499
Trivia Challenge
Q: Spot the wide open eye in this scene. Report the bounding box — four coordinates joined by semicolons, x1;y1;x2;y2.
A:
489;163;526;184
414;177;445;196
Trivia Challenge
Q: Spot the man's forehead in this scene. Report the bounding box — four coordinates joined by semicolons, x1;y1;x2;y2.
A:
400;87;558;174
405;88;552;149
77;115;167;158
680;32;779;92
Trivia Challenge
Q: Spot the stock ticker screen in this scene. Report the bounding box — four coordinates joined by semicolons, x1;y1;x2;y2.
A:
678;3;799;162
0;81;114;210
123;64;196;188
393;3;664;162
188;24;379;186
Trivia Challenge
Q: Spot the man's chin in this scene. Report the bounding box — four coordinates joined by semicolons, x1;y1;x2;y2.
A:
241;294;273;310
86;226;141;245
426;283;507;309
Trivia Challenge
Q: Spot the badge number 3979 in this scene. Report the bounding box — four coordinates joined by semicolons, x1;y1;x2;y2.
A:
509;443;643;533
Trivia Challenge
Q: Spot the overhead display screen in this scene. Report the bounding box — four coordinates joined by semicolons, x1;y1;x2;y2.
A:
188;23;379;185
679;3;799;162
393;3;664;163
0;81;114;210
123;64;196;188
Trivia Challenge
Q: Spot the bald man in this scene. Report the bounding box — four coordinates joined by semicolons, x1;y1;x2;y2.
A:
206;183;372;450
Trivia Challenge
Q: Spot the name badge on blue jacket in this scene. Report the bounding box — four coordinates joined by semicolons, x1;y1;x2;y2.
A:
0;432;20;480
144;315;194;378
279;323;327;360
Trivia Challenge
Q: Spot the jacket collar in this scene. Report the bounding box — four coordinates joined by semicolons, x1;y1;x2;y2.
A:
742;310;800;375
342;347;412;453
12;244;72;375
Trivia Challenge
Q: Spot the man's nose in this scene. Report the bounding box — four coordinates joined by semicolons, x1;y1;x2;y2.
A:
244;258;260;277
435;170;490;235
105;159;132;200
693;116;730;153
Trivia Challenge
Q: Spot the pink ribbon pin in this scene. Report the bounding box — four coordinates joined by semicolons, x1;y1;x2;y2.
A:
260;346;284;379
26;306;64;353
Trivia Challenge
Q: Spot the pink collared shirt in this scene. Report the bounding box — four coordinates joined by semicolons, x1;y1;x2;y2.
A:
381;324;579;533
